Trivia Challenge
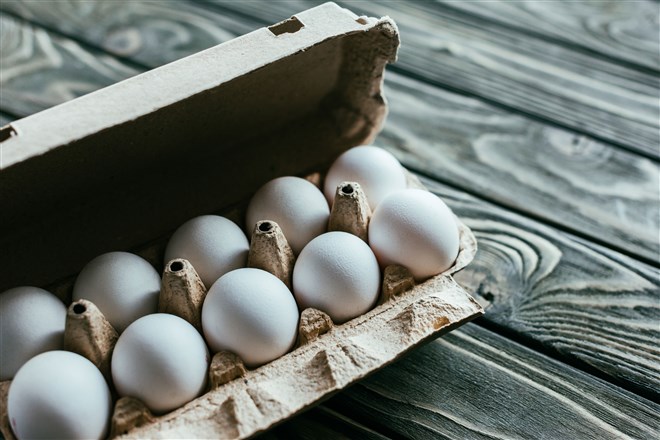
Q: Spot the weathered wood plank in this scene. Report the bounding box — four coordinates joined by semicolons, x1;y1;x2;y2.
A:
323;323;660;440
434;0;660;72
259;406;390;440
380;73;659;264
412;177;660;399
0;13;138;117
4;1;656;265
0;113;13;127
0;0;258;68
206;0;660;159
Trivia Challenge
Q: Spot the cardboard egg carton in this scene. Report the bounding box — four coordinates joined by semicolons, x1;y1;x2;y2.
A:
0;3;483;438
117;180;480;440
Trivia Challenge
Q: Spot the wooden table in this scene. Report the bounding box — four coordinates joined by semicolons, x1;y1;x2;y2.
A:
1;1;658;438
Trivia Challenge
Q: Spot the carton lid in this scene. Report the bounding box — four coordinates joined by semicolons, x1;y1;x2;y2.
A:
0;2;399;291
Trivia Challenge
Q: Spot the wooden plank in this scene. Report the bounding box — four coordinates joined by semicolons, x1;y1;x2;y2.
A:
3;1;656;264
0;0;258;68
0;113;13;127
413;177;660;399
380;73;660;264
259;407;390;440
205;0;660;159
323;323;660;440
0;13;138;117
434;0;660;72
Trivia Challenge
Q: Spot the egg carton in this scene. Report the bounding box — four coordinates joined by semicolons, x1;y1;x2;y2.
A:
0;3;482;438
0;172;481;439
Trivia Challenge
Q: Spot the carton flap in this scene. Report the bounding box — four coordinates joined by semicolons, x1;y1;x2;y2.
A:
0;2;399;292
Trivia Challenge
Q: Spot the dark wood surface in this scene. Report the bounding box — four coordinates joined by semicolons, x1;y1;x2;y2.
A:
1;1;658;438
209;0;660;160
322;323;660;440
434;0;660;71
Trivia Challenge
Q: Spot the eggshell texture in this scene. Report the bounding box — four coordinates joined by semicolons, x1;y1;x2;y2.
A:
8;350;112;440
0;286;66;381
112;314;209;414
202;268;299;368
246;177;329;254
73;251;161;333
293;231;380;323
369;189;460;280
324;146;407;211
165;215;249;288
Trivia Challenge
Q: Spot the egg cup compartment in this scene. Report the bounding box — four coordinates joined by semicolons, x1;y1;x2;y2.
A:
0;172;481;440
111;173;480;439
121;174;481;438
0;3;482;439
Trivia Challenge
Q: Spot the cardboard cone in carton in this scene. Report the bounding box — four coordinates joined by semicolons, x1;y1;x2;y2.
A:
247;221;295;290
110;396;155;438
63;299;118;382
0;380;15;440
297;308;334;346
209;352;248;389
328;182;371;242
380;265;416;304
159;259;207;332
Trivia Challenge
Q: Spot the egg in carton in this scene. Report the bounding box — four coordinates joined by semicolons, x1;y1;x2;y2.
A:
0;3;482;438
0;173;480;440
118;175;480;440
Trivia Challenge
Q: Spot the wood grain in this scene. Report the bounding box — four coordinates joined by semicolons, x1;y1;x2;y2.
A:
434;0;660;72
0;13;138;117
207;0;660;159
379;72;660;264
0;113;12;127
416;177;660;399
260;406;389;440
323;323;660;440
0;0;258;68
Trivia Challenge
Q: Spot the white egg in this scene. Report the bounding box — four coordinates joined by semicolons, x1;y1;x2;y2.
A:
0;286;66;381
369;189;460;280
8;350;112;440
293;231;380;323
72;251;161;333
112;314;209;414
165;215;249;288
324;146;407;211
202;268;299;367
246;176;329;254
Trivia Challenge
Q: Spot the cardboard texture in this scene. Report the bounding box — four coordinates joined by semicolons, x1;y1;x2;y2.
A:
0;2;397;293
0;3;483;439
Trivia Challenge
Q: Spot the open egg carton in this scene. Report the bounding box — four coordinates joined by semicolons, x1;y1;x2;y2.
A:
0;3;482;439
